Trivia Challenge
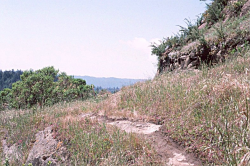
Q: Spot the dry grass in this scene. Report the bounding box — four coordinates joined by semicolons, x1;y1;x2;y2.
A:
1;14;250;165
1;50;250;165
91;45;250;165
0;98;159;165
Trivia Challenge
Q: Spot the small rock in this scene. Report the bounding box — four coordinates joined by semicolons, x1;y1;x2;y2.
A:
25;126;69;166
198;23;206;30
1;139;22;163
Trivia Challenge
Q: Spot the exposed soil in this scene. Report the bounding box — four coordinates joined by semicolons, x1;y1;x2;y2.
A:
80;113;202;166
25;126;69;166
1;139;22;163
107;120;161;135
1;112;202;165
147;131;201;166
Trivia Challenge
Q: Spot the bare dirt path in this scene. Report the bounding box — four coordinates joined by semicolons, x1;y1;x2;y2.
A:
1;111;201;165
147;131;201;166
80;113;202;166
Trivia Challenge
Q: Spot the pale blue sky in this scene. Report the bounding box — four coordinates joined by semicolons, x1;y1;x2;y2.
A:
0;0;208;79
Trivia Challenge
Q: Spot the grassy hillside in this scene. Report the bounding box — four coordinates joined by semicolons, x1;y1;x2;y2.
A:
1;47;250;165
88;44;249;165
152;0;250;74
118;53;250;164
0;98;160;165
1;0;250;165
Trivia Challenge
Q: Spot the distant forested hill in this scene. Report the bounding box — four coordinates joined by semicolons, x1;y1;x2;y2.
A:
0;70;23;90
74;76;145;89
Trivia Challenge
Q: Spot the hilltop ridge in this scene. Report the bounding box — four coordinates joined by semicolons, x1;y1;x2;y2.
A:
152;0;250;74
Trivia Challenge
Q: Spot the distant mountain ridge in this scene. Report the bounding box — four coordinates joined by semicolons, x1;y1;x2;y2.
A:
74;76;145;89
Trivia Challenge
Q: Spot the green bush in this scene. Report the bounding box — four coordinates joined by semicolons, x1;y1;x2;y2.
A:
178;18;202;43
0;66;93;110
204;0;227;25
214;21;226;43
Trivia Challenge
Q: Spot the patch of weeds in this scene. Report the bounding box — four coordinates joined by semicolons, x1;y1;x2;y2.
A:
204;0;226;25
3;158;9;166
229;0;247;16
0;100;94;165
57;119;159;165
214;22;226;44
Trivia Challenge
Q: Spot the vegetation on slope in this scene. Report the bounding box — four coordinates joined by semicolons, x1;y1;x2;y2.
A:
3;49;250;164
0;98;159;165
0;67;94;110
1;0;250;165
0;70;157;165
151;0;250;74
91;43;250;165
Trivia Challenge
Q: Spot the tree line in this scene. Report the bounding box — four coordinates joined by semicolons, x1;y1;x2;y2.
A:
0;67;94;110
95;86;120;94
0;69;23;91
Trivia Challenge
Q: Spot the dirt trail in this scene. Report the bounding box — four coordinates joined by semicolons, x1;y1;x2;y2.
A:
1;112;201;165
147;131;201;166
80;113;202;166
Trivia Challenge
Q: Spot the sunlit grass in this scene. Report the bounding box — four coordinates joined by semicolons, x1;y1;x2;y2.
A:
0;97;159;165
2;47;250;165
100;45;250;165
1;13;250;165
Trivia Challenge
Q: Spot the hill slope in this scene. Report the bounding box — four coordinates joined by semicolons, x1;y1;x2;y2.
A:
2;49;250;165
152;0;250;75
1;1;250;165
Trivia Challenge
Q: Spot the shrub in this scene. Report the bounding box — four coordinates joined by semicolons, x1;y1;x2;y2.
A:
151;39;168;57
204;0;227;25
0;67;93;110
229;0;247;16
214;21;226;44
178;18;202;43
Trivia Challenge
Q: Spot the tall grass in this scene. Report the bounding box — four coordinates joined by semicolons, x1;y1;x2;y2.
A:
2;46;250;164
0;99;159;165
57;118;158;165
102;45;250;165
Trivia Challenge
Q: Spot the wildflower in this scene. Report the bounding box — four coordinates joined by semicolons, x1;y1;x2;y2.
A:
18;140;22;145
